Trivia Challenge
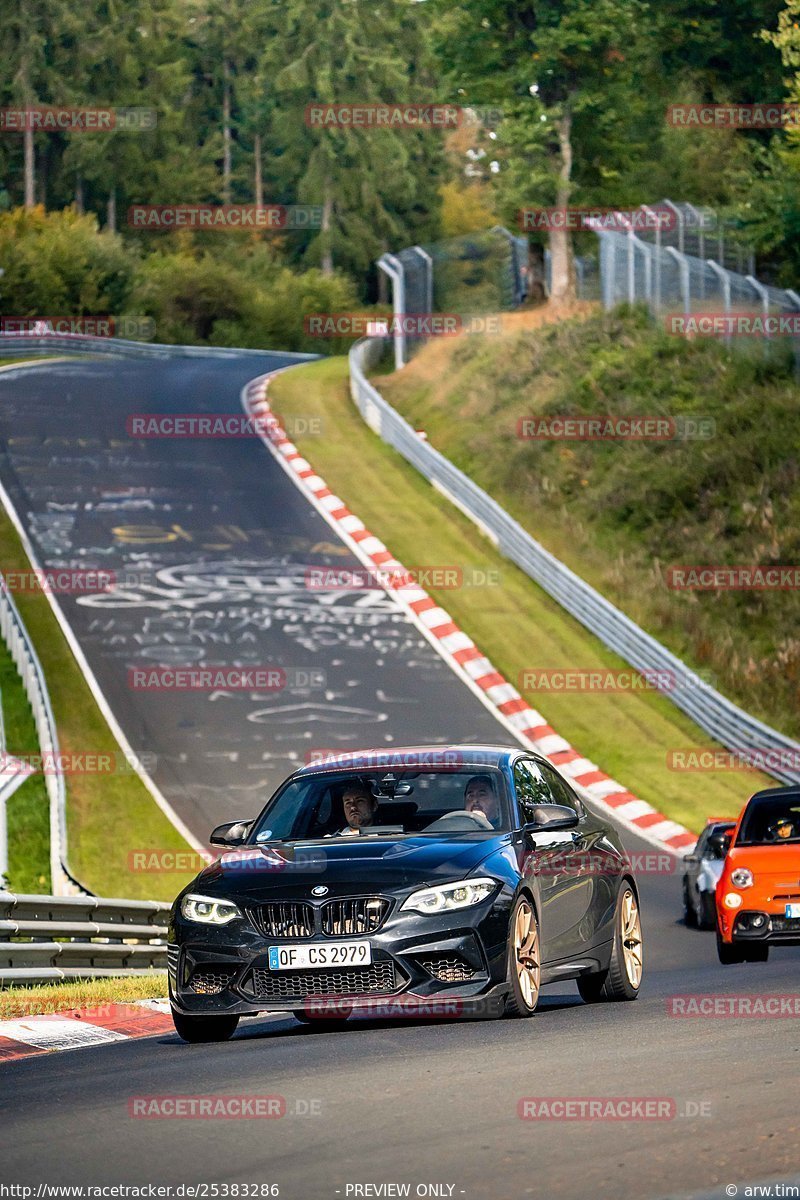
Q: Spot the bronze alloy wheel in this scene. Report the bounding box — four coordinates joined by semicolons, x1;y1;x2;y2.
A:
505;896;541;1017
620;887;643;989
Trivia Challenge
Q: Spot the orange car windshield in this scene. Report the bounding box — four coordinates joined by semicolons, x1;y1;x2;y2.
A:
737;799;800;846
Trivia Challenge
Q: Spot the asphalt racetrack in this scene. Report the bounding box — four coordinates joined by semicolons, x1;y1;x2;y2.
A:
1;355;799;1200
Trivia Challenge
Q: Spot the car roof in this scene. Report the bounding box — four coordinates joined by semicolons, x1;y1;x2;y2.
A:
748;785;800;805
293;745;522;777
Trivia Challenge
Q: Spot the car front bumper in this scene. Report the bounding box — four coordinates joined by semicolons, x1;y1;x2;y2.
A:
721;908;800;946
169;897;512;1019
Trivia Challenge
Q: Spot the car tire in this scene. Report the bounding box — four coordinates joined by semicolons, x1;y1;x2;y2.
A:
577;883;643;1003
171;1006;240;1043
698;892;717;930
504;895;540;1018
716;928;746;965
743;943;770;963
683;880;698;928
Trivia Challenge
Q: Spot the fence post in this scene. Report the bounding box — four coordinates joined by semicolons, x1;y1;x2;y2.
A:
785;288;800;377
377;253;406;370
746;275;770;341
665;246;690;314
491;225;526;306
662;199;684;253
684;204;704;298
640;206;661;310
600;235;616;310
409;245;433;316
707;260;732;347
627;226;636;304
642;240;653;307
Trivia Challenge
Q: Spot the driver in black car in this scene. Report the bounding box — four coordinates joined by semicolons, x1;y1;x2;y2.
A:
464;774;501;829
329;780;379;836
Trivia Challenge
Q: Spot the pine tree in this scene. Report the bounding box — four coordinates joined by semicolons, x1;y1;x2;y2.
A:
265;0;443;277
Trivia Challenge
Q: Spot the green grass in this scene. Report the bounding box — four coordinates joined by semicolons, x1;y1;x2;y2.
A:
0;358;60;369
379;306;800;743
1;639;51;893
0;503;194;900
0;974;168;1018
269;357;771;835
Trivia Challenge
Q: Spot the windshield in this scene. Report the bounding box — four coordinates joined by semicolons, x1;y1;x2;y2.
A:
736;798;800;846
247;768;512;842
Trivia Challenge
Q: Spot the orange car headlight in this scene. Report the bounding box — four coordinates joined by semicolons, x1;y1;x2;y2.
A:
730;868;754;888
723;892;743;909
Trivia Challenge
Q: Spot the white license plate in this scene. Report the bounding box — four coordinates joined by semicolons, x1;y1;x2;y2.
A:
785;904;800;919
268;941;372;970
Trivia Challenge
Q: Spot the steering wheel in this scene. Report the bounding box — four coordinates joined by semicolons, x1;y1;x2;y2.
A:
424;811;494;832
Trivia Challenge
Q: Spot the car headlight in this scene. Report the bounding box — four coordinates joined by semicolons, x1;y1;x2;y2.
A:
401;877;497;915
723;892;743;909
181;893;242;926
730;868;754;888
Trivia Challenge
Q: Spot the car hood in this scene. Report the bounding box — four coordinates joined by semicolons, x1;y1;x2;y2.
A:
191;835;509;899
726;844;800;887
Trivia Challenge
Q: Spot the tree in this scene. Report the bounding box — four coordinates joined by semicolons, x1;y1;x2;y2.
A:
59;0;215;230
431;0;654;304
266;0;443;278
3;0;69;207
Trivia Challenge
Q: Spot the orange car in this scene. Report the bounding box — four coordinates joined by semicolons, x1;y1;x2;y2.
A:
716;785;800;964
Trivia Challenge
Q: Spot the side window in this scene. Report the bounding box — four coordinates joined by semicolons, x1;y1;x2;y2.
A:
513;759;552;824
539;762;586;818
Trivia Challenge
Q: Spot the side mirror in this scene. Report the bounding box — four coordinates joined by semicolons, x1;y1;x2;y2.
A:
721;833;733;855
524;803;579;833
209;820;252;847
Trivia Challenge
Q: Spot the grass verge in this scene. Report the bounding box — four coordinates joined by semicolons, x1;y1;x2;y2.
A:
0;499;194;900
0;973;168;1019
269;356;772;835
379;304;800;742
1;638;50;892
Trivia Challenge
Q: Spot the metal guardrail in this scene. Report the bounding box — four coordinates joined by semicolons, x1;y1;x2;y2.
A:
0;891;169;983
349;337;800;785
0;576;69;894
0;332;316;360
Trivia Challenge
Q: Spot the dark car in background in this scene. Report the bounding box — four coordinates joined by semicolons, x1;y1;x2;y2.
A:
168;746;644;1042
682;818;735;929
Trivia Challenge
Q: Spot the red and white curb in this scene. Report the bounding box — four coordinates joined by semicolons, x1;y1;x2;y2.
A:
0;999;174;1062
242;371;696;856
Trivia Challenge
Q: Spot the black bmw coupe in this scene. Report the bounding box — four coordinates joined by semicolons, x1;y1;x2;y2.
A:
168;746;644;1041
